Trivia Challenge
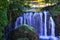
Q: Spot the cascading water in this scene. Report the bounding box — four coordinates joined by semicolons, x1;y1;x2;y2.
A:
15;11;58;40
44;11;48;36
49;17;55;36
15;17;23;29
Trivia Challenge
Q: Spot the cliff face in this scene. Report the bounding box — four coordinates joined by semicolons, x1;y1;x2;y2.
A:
8;25;39;40
53;14;60;37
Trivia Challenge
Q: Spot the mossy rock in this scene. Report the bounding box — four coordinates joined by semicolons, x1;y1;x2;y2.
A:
8;24;39;40
17;37;29;40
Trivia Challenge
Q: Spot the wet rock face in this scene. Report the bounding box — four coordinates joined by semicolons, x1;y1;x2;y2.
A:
8;25;39;40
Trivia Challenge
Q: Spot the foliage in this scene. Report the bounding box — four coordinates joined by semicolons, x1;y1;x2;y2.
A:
44;0;50;3
0;0;32;40
44;0;59;3
54;6;60;11
0;0;9;40
7;0;31;23
0;0;31;40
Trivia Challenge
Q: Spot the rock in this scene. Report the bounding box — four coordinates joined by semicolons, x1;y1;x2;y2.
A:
8;24;39;40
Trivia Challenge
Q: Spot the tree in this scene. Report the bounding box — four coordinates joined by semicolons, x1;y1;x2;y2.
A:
7;0;31;30
0;0;31;40
4;0;32;40
44;0;49;3
0;0;9;40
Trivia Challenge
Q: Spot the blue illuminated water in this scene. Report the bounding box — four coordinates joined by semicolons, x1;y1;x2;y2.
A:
15;11;59;40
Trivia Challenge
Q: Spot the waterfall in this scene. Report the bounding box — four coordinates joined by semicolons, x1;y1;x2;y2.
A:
15;17;23;29
15;11;58;40
44;11;47;36
49;17;55;36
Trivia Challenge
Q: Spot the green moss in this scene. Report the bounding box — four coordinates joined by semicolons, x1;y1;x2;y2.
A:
0;32;3;39
19;24;34;32
54;6;60;11
17;38;29;40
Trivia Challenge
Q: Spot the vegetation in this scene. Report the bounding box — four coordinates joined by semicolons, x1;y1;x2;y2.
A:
0;0;9;40
0;0;31;40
